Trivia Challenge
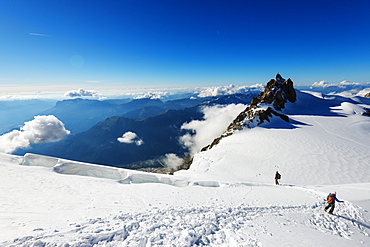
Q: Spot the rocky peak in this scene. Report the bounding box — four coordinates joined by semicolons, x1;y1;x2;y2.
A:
255;73;296;110
203;74;297;151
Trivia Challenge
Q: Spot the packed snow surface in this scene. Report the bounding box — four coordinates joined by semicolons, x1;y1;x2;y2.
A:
0;90;370;246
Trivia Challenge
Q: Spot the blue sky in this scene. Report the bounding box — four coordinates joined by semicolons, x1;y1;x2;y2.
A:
1;0;370;96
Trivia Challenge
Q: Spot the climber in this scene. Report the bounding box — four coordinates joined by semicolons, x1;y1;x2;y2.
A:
324;192;344;214
274;171;281;185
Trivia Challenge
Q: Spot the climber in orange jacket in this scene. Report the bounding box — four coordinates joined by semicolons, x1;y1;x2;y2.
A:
324;192;344;214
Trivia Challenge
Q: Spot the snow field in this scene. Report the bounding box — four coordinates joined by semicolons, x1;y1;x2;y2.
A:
6;193;369;246
1;154;369;246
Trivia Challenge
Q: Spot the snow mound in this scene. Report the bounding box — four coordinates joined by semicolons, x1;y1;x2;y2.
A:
21;153;59;167
335;102;369;115
119;173;191;187
54;161;125;180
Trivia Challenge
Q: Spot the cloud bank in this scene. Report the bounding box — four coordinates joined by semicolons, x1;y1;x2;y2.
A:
180;104;247;154
64;88;98;98
196;84;263;98
126;84;264;100
299;81;370;95
311;80;362;87
0;115;70;154
117;131;144;146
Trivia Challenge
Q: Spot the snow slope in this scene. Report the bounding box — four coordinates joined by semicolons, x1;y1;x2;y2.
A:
0;90;370;246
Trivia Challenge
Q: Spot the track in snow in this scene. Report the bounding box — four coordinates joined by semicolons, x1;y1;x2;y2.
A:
6;200;369;247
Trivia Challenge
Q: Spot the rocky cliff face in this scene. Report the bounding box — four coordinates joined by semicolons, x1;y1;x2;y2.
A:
202;74;297;151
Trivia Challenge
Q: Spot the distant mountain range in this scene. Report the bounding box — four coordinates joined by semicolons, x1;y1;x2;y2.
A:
39;97;210;134
14;93;255;168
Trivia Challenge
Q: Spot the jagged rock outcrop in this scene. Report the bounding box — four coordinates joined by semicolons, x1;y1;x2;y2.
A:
255;73;296;109
365;92;370;98
203;74;296;151
363;108;370;116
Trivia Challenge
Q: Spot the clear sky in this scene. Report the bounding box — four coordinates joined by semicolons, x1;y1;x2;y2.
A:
1;0;370;96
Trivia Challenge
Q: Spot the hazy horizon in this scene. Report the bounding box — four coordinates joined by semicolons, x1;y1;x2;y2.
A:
0;79;369;101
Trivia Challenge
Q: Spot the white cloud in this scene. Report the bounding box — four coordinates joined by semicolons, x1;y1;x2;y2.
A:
312;81;329;87
308;81;370;96
196;84;263;98
311;80;362;88
180;104;247;154
339;80;360;86
117;131;144;146
161;153;183;171
29;32;48;36
64;88;98;98
130;91;168;99
0;115;70;154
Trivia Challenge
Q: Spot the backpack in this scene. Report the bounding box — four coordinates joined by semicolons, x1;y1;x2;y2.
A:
276;173;281;179
327;195;335;203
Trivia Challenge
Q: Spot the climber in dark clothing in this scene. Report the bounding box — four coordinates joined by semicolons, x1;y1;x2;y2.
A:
275;171;281;185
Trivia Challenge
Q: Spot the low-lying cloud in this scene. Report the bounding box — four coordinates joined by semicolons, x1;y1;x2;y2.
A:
0;115;70;154
161;153;184;171
311;80;362;87
64;88;98;98
180;104;247;154
196;84;263;98
117;131;144;146
302;81;370;95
